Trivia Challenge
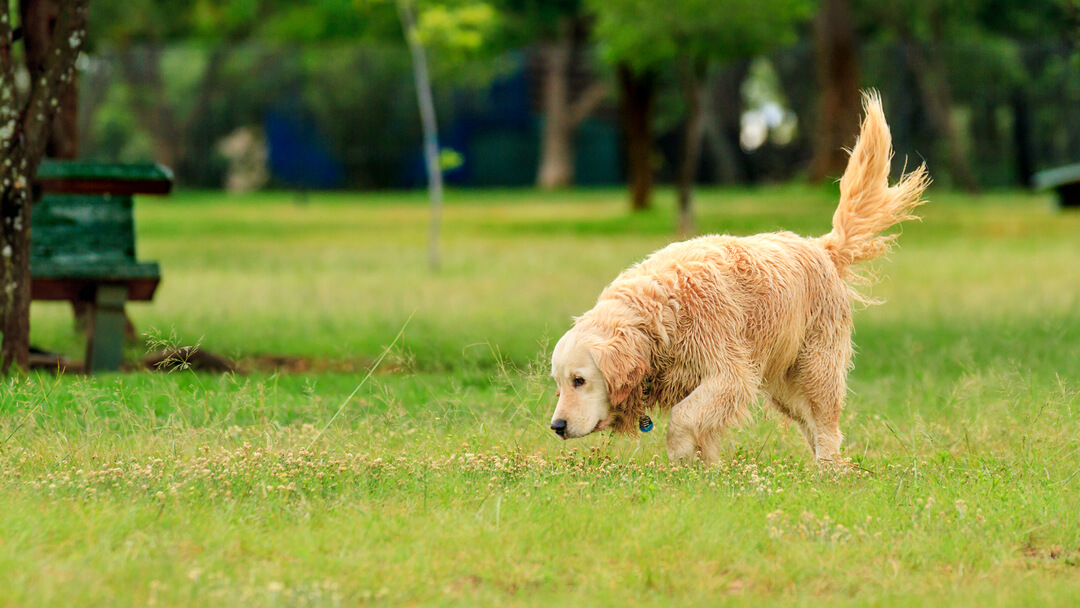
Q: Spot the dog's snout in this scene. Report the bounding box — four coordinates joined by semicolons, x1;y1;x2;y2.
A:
550;419;568;436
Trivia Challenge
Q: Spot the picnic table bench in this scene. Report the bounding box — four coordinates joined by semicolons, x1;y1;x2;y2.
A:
31;160;173;372
1033;163;1080;209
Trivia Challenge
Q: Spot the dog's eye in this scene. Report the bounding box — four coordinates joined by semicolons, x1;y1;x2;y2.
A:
573;376;586;388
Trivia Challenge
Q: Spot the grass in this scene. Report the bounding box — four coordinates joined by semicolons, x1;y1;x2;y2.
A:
3;185;1080;606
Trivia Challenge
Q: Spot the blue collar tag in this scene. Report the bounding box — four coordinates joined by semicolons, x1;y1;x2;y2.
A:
639;415;653;433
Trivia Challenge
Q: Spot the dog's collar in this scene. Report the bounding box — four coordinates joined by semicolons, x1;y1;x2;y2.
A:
637;374;654;432
639;415;653;433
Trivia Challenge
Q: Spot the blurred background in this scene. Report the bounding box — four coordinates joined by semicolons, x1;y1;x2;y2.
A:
8;0;1075;372
72;0;1079;195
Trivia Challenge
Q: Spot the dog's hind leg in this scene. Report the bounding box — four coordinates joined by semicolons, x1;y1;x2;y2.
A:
792;336;851;464
666;371;757;464
765;390;820;458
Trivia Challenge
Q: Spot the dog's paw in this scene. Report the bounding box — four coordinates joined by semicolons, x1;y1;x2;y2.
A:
665;433;697;463
815;453;854;469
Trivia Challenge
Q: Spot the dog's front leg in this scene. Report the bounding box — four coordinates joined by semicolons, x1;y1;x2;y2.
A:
666;376;754;464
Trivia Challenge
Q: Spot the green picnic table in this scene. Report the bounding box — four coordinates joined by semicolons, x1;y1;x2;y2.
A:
1033;163;1080;209
31;160;173;373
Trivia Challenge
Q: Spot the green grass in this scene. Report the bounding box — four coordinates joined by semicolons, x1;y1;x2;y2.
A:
4;185;1080;606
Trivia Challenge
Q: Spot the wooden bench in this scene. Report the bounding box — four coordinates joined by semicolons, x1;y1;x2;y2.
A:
31;160;173;372
1033;163;1080;209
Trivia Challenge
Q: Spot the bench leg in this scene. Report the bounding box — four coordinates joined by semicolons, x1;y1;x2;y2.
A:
85;284;128;373
73;299;139;341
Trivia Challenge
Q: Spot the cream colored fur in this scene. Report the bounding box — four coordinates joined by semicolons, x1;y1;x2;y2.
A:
549;92;929;463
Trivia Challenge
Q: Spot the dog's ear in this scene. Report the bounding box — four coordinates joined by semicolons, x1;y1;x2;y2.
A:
592;327;651;407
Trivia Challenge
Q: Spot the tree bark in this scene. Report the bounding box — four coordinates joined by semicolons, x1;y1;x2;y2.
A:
21;0;78;159
0;0;88;373
676;61;706;236
0;187;33;374
618;64;656;211
809;0;861;181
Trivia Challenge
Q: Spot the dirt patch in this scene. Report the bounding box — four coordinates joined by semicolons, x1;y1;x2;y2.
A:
1020;541;1080;566
28;347;400;376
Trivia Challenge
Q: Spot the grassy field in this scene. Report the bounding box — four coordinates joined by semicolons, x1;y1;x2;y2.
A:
3;185;1080;606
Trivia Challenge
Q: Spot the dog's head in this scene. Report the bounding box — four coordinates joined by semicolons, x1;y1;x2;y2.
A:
549;323;650;439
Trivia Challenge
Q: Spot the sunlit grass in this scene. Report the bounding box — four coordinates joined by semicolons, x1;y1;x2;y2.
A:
7;185;1080;605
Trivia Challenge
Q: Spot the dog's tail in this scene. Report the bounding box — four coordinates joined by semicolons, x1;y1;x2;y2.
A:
821;91;929;295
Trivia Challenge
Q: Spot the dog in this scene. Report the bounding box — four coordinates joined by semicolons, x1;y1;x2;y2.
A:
549;92;929;463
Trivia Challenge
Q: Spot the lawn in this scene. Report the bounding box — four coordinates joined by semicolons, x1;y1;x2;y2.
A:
3;185;1080;606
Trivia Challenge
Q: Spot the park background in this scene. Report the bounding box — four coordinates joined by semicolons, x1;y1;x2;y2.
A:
75;1;1079;194
4;0;1080;605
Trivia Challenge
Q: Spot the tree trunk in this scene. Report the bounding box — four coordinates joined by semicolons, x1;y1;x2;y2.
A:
398;0;443;271
116;46;182;171
618;64;656;212
903;36;979;191
1011;89;1034;187
21;0;78;159
0;0;88;374
0;187;33;373
180;46;230;185
677;61;706;236
809;0;861;181
537;20;574;190
537;18;608;190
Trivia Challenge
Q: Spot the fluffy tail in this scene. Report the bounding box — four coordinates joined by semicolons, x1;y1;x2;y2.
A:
821;91;930;294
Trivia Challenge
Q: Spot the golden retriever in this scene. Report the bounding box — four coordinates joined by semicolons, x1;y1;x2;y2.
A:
549;92;929;463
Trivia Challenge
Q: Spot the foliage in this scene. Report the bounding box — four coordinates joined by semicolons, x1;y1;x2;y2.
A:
855;0;1074;42
88;0;374;45
496;0;586;42
89;0;505;82
587;0;813;73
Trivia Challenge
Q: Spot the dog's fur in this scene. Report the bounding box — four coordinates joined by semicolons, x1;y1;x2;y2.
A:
550;92;929;463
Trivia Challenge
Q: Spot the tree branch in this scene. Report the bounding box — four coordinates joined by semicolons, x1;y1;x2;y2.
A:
568;80;608;129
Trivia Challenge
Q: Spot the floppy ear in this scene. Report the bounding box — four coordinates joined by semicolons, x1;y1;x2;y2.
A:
591;327;651;407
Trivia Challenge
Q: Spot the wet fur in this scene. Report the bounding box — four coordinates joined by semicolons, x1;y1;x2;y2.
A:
557;92;929;462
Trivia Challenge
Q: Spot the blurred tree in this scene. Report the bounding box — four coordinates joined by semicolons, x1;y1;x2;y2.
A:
497;0;608;189
856;0;1073;190
809;0;861;181
89;0;379;179
588;0;810;223
362;0;500;270
1;0;88;373
398;0;444;271
89;0;498;187
866;0;981;191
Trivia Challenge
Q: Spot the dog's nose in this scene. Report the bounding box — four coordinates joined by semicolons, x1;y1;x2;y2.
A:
550;419;568;436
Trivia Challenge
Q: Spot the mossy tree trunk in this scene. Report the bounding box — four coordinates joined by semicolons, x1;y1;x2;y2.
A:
0;0;88;374
20;0;79;159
